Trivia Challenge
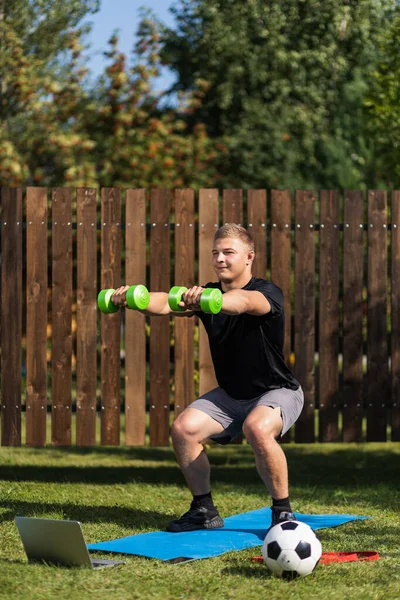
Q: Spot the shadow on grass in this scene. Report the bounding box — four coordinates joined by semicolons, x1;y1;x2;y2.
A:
5;444;254;463
0;498;170;530
220;564;274;579
0;446;398;489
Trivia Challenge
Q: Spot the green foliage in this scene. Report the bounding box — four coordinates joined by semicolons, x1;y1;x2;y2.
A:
0;0;99;185
160;0;397;189
1;0;99;61
365;8;400;188
0;3;221;188
86;11;222;189
1;0;400;190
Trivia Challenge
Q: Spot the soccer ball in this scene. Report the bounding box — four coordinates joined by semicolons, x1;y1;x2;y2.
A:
262;520;322;579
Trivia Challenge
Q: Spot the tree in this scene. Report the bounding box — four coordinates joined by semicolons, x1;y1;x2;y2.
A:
159;0;396;189
87;10;222;190
0;2;221;189
0;0;99;185
365;9;400;188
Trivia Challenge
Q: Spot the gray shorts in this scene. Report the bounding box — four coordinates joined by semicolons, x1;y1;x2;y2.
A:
190;386;304;444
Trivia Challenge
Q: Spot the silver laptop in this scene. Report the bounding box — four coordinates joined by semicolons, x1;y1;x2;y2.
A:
15;517;125;569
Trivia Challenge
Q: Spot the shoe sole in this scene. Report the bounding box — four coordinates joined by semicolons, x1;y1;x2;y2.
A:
204;516;224;529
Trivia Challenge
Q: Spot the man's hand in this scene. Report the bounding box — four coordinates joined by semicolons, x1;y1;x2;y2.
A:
180;286;205;311
111;285;130;307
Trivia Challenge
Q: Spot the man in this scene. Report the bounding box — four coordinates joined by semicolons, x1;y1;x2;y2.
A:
112;223;303;532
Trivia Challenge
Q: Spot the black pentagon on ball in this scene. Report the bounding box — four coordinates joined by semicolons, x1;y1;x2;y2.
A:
267;541;282;560
295;540;312;559
281;570;300;580
280;521;299;531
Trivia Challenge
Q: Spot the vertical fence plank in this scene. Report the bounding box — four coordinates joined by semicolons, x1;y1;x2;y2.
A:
174;190;195;417
270;190;292;442
150;189;171;446
26;187;48;447
367;191;388;441
270;190;291;367
391;191;400;441
1;187;22;446
319;191;340;442
247;190;267;279
125;189;147;445
76;188;97;446
100;188;121;446
223;189;243;225
199;190;219;396
294;191;316;443
342;191;364;442
51;188;73;446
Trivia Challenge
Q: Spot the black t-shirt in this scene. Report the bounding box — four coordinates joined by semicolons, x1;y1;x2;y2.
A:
193;276;300;400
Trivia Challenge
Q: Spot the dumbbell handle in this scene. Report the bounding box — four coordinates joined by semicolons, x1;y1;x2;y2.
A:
168;286;223;314
98;285;150;314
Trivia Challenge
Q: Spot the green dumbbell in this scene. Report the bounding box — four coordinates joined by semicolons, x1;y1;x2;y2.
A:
97;285;150;314
168;286;223;314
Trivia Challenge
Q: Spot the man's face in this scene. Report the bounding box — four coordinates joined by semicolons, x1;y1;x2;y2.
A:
212;237;253;282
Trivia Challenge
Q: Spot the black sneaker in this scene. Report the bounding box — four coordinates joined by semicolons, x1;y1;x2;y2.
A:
166;505;224;532
269;507;296;530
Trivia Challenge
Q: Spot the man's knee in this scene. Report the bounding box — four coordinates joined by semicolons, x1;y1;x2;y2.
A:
171;410;203;442
242;406;282;446
243;420;276;446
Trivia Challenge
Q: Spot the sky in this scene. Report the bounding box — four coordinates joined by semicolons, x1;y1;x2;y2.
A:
82;0;177;90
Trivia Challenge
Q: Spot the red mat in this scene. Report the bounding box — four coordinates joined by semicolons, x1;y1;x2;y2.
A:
251;551;380;564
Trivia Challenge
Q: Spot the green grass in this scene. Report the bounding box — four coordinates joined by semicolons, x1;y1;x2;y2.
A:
0;442;399;600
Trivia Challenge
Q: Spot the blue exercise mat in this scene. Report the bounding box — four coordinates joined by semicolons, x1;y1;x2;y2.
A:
88;507;368;562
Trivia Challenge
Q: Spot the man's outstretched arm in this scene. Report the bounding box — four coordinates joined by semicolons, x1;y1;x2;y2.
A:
220;289;271;316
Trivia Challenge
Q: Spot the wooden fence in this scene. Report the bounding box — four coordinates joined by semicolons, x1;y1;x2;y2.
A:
0;187;399;447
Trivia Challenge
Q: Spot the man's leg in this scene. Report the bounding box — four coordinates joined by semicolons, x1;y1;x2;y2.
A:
167;406;225;532
171;407;224;495
243;405;287;496
242;405;295;526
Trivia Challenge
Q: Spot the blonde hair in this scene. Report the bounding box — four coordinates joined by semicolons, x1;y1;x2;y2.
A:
214;223;255;253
